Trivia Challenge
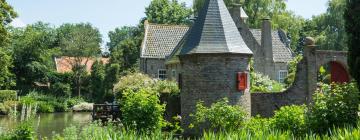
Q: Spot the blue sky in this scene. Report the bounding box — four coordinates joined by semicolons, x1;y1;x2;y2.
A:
7;0;328;48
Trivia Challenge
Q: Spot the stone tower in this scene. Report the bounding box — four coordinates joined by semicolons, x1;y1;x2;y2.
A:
176;0;253;135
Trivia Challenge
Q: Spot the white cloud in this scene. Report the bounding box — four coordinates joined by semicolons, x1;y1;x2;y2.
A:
10;18;26;27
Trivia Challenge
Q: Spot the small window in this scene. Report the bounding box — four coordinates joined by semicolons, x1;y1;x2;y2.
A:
158;69;167;80
278;70;288;83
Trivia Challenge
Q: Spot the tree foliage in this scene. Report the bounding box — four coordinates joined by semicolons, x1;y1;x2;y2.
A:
0;0;17;46
90;60;106;103
57;23;102;97
345;0;360;87
0;48;15;89
11;22;58;92
108;26;143;73
301;0;347;51
145;0;192;25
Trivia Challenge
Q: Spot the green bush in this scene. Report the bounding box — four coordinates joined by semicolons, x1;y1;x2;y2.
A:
65;97;84;109
114;73;154;94
154;80;180;96
0;90;17;102
13;121;35;140
284;55;302;87
121;88;165;132
307;83;360;133
271;105;307;135
51;82;71;97
190;98;247;131
38;101;55;113
0;100;18;115
243;115;271;133
250;72;285;93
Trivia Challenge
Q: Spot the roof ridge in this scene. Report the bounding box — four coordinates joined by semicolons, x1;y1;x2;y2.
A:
147;22;190;27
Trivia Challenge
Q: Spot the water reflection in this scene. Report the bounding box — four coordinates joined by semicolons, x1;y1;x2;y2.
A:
0;112;91;138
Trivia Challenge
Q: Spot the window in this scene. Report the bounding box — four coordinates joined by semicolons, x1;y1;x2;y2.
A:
278;70;288;83
158;69;167;80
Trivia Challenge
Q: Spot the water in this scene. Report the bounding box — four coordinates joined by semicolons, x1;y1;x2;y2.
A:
0;112;92;138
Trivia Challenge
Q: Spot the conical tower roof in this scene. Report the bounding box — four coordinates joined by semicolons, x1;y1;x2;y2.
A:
179;0;252;55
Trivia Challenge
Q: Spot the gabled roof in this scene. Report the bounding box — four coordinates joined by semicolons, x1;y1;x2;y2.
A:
178;0;252;55
55;57;109;73
140;22;189;59
250;29;294;63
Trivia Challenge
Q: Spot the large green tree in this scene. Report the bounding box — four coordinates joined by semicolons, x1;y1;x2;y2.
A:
90;60;106;103
107;25;143;73
57;23;102;97
345;0;360;87
301;0;347;51
0;0;17;47
145;0;192;25
11;22;59;92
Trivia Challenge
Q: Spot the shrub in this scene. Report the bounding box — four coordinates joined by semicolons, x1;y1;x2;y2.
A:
284;55;302;87
243;115;271;133
190;98;247;131
38;101;55;113
114;73;154;95
154;80;180;96
271;105;307;135
0;90;17;102
51;82;71;97
0;100;18;115
250;72;285;93
65;97;85;109
307;83;360;133
13;121;35;140
121;88;165;132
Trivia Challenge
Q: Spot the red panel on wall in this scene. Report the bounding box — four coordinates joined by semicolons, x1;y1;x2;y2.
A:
237;72;248;91
330;61;350;83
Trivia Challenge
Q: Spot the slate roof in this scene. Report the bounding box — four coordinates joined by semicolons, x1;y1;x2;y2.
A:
55;57;109;73
250;29;293;63
178;0;252;55
140;23;189;58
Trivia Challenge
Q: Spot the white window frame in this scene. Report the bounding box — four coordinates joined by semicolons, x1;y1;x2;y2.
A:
158;69;167;80
278;70;288;83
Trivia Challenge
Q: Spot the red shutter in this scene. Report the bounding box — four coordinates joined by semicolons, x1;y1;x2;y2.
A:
237;72;248;91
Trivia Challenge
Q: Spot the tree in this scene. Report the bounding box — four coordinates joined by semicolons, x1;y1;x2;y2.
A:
301;0;347;51
345;0;360;87
11;22;58;92
0;0;17;47
145;0;192;25
0;47;15;89
90;60;105;103
57;23;102;97
103;64;120;94
107;26;142;73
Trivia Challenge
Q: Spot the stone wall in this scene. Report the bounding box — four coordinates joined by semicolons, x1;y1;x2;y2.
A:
251;59;308;117
180;54;252;135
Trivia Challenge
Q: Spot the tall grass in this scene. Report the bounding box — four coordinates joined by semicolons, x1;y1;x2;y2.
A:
48;122;360;140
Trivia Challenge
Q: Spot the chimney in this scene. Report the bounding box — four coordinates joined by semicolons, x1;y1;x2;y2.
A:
261;18;273;62
229;4;248;27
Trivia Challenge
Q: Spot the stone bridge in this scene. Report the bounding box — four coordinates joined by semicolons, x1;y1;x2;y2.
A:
251;38;350;117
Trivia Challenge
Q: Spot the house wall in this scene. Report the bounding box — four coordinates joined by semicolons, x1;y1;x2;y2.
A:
166;63;181;82
179;54;252;135
140;58;166;78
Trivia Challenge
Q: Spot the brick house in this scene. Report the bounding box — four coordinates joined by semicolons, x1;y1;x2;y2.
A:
140;3;294;83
